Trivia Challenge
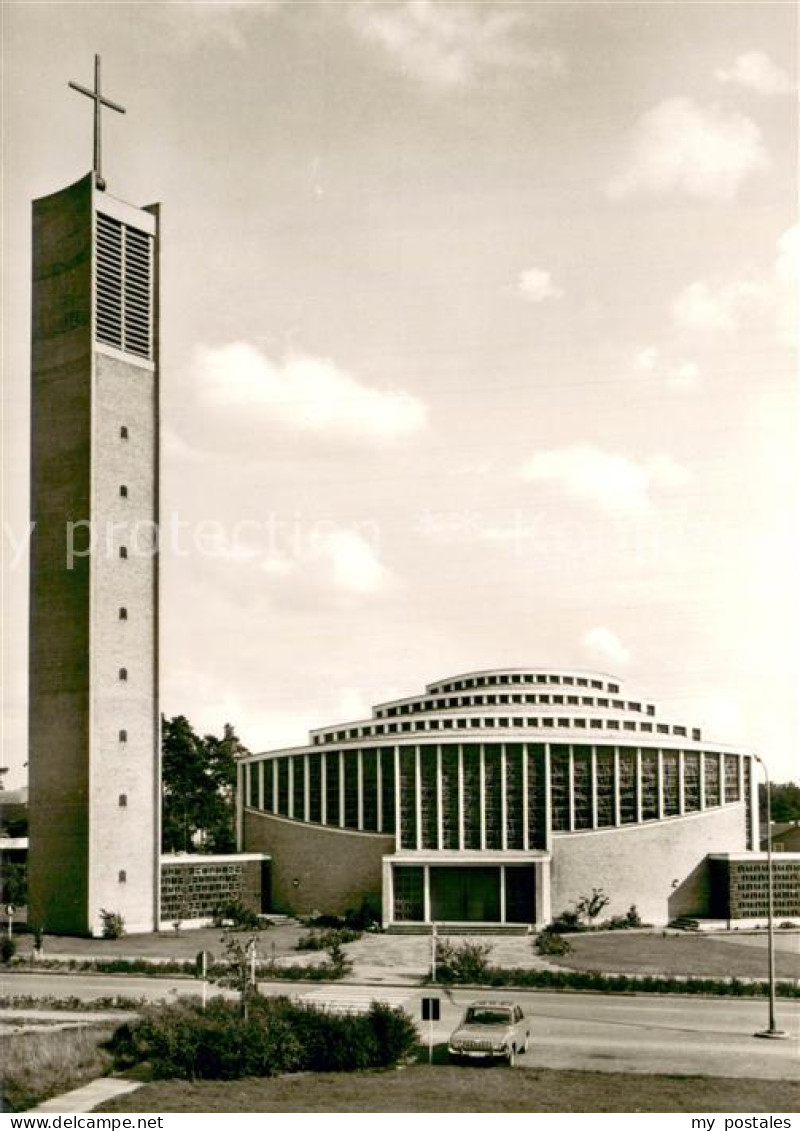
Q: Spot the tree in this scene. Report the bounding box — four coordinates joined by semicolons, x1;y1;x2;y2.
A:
574;888;610;924
760;781;800;824
161;716;248;853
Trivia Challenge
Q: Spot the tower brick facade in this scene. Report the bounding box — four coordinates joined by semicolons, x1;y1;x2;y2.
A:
28;172;160;936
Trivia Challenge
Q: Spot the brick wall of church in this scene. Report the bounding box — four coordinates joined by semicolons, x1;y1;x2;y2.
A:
243;808;393;917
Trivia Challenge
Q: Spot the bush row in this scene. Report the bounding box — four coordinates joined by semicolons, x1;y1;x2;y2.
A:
108;996;418;1080
297;927;362;952
8;955;348;981
433;963;800;997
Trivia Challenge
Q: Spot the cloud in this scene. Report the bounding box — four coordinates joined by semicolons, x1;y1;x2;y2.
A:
581;626;631;668
715;52;794;96
672;278;770;333
673;225;797;341
154;1;283;50
520;444;690;513
517;267;564;303
606;97;769;201
348;1;564;90
316;529;389;595
632;348;700;390
195;342;427;442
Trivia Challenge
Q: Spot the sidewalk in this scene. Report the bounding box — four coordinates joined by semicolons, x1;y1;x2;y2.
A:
30;1079;142;1114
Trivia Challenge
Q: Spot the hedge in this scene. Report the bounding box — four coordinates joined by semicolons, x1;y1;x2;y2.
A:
108;996;418;1080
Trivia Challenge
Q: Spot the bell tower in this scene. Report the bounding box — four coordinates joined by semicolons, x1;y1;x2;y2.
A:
27;58;160;935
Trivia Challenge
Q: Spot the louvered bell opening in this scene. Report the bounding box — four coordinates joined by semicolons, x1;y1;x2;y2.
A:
96;213;123;350
123;226;152;359
95;213;153;361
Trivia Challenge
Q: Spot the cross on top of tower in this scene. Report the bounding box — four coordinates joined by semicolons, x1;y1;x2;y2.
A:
68;54;126;191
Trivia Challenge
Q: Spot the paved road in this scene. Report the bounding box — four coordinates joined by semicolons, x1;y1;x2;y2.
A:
2;970;798;1081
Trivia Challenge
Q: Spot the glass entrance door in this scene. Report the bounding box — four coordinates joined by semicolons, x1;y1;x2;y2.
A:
430;866;501;922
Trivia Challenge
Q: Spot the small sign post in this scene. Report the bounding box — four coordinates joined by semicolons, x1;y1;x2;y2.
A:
421;996;440;1065
195;950;208;1010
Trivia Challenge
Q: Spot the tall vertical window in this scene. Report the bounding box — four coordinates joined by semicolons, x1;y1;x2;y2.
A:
276;759;289;817
550;745;570;831
684;752;700;812
308;754;322;823
662;751;679;816
505;744;524;849
96;213;153;360
462;744;481;849
484;744;502;849
344;752;359;829
248;763;259;810
263;760;274;814
397;748;416;847
440;745;459;849
596;749;615;826
292;755;305;820
362;749;378;831
325;753;340;827
641;749;659;820
380;748;395;834
724;754;740;802
705;752;720;806
527;744;547;848
419;746;438;849
573;746;592;829
618;749;637;824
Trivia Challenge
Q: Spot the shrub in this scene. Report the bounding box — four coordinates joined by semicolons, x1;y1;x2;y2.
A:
548;909;583;934
344;897;382;931
211;900;262;930
297;927;361;952
108;996;418;1080
99;909;125;940
435;939;493;983
0;936;18;964
534;930;572;957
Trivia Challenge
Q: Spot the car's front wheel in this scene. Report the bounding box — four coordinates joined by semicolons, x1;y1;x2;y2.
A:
506;1045;516;1067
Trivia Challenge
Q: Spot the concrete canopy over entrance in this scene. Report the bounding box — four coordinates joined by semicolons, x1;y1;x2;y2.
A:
382;852;550;928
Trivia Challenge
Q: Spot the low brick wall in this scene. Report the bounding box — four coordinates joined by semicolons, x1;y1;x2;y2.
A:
243;808;394;917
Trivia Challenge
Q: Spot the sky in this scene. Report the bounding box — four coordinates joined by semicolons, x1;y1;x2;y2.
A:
2;0;798;787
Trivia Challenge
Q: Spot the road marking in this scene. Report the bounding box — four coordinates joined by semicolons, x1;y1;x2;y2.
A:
299;986;414;1014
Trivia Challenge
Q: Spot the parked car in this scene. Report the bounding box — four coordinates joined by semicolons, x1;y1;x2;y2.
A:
448;1000;530;1066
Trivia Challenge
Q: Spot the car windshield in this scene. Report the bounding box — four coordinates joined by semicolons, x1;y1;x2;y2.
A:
464;1007;513;1026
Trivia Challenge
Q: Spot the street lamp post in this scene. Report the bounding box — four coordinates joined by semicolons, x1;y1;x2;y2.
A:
752;754;787;1040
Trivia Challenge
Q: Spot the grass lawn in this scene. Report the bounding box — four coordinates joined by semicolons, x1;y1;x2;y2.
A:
551;932;800;979
12;923;306;963
1;1024;114;1112
96;1066;800;1113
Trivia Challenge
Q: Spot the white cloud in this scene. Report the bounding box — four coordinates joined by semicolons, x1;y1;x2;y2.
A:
715;52;794;96
633;348;700;390
195;342;427;442
316;529;389;595
517;267;563;303
673;225;797;341
672;278;769;333
348;1;564;90
581;626;631;668
606;97;769;201
520;444;690;513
